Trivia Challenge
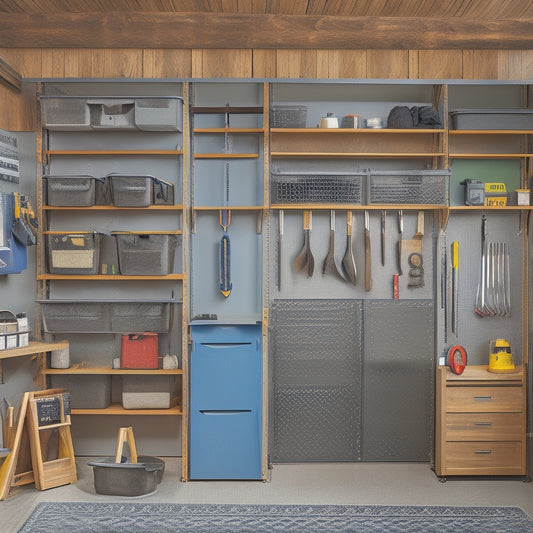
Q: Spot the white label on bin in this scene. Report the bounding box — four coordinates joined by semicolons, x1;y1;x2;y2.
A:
52;250;94;269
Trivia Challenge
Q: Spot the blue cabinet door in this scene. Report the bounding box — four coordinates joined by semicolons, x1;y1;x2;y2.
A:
190;324;262;479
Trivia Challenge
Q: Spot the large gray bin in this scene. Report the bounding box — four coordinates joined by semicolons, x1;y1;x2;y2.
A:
41;96;91;131
111;301;172;332
47;232;102;275
134;97;183;131
87;98;136;130
108;174;153;207
450;109;533;130
44;175;100;206
113;232;178;275
50;374;112;409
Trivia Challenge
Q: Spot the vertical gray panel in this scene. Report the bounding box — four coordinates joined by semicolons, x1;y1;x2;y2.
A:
270;299;363;462
362;300;434;462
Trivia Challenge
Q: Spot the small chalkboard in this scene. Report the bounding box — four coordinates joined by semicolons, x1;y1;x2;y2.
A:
35;393;70;427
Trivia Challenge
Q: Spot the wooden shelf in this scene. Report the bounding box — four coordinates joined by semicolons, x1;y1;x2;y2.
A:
270;204;446;210
271;152;445;158
449;130;533;135
0;340;69;360
194;128;264;134
449;153;533;159
192;106;263;114
45;149;183;156
71;403;182;416
43;230;182;235
37;273;185;280
449;205;533;211
43;365;182;375
194;153;259;159
43;204;184;211
271;128;444;134
193;206;263;211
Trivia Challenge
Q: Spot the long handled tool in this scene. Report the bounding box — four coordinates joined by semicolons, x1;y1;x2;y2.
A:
451;241;459;337
364;210;371;291
219;160;232;298
397;210;403;274
294;210;314;278
342;210;357;285
322;210;345;281
381;210;386;266
278;210;284;290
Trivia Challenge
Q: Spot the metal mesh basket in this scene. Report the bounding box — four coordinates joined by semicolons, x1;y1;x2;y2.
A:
368;170;449;205
271;171;365;204
270;105;308;128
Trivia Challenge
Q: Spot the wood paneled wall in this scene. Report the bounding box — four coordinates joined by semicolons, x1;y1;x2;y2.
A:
3;48;533;131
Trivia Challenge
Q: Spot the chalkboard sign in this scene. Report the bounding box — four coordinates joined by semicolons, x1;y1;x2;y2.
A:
35;393;71;427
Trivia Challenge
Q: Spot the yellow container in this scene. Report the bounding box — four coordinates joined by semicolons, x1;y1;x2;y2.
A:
488;339;515;373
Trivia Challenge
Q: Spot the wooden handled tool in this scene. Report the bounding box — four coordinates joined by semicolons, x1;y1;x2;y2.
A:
342;211;357;286
364;210;371;292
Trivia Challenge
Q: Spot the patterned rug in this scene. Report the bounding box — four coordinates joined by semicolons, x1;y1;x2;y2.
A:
18;502;533;532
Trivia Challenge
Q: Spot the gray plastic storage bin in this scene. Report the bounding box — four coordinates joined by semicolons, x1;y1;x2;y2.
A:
50;374;112;409
450;109;533;130
47;232;102;274
111;301;172;332
40;96;91;131
39;300;111;332
108;174;153;207
368;170;449;205
122;375;174;409
134;97;183;132
152;178;175;205
44;175;99;206
271;105;308;128
87;98;136;130
113;232;178;275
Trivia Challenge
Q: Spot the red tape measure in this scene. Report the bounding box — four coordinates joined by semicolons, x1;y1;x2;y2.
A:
448;345;467;375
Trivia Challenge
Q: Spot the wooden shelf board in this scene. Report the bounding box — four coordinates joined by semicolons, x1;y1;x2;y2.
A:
449;205;533;210
194;153;259;159
43;205;184;211
451;153;533;158
193;206;263;211
271;152;445;158
37;274;185;280
71;404;182;416
271;128;444;134
194;128;264;134
0;340;69;360
43;230;182;235
270;204;446;210
449;130;533;135
44;366;182;375
192;106;263;114
45;150;183;156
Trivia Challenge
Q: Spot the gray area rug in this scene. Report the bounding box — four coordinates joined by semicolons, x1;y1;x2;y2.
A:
18;502;533;532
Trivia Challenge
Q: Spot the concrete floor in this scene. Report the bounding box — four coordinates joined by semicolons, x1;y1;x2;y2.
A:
4;459;533;532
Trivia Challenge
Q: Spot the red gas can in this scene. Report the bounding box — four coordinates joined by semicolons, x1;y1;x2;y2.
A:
120;333;158;369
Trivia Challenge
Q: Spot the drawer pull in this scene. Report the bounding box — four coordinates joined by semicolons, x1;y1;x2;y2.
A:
474;450;492;455
473;396;493;401
474;422;492;426
199;409;251;416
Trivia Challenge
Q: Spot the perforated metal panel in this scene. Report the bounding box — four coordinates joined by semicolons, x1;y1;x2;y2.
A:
270;299;363;462
362;300;434;462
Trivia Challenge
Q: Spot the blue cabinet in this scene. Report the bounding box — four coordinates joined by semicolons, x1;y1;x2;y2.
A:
190;324;262;479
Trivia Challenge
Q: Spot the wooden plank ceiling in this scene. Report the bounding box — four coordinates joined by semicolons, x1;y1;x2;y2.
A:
1;0;533;49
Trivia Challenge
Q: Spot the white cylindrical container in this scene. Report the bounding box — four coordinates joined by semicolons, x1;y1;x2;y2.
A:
51;347;70;369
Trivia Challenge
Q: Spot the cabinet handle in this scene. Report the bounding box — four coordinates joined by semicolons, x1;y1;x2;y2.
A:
474;422;492;426
474;450;492;454
199;409;252;415
200;342;252;348
473;396;492;401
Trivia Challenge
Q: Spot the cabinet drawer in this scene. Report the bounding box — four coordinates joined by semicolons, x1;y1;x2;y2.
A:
446;413;523;441
445;441;524;474
446;386;522;412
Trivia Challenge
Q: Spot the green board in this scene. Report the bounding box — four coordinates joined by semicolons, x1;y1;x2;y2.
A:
450;159;521;206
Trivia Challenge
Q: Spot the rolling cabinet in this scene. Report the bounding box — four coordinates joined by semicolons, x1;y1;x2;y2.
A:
435;365;526;478
35;83;189;474
188;82;267;480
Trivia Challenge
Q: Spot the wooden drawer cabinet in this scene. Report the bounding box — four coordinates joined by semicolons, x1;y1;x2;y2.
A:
435;365;526;478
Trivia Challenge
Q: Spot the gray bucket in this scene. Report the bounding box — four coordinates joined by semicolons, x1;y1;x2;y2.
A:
88;456;165;496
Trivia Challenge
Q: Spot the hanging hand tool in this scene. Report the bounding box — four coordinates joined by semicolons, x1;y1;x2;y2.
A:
405;211;424;288
278;210;284;290
441;235;448;344
381;210;386;266
322;210;345;281
397;210;403;274
218;159;232;298
364;210;371;291
451;241;459;337
294;210;314;278
342;210;357;285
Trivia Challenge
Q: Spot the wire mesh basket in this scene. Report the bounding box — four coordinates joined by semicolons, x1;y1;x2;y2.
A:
271;170;366;204
271;105;308;128
368;170;449;205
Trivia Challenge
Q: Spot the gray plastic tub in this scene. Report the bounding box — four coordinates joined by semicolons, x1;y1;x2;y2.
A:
47;232;102;275
134;97;183;132
113;232;178;275
88;456;165;496
111;301;172;332
450;109;533;130
44;175;100;206
88;98;136;130
50;374;112;409
41;96;91;131
122;375;174;409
